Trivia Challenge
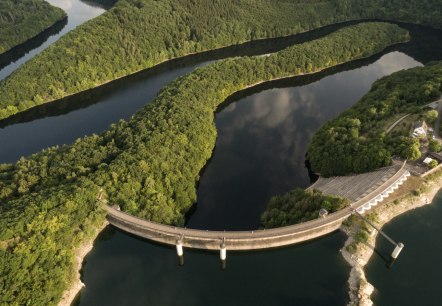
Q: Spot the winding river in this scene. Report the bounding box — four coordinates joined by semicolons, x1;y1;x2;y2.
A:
0;0;109;81
1;5;442;305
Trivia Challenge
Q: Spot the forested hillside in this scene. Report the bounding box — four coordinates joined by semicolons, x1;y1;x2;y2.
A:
337;0;442;30
308;62;442;177
0;23;407;305
0;0;441;119
0;0;66;54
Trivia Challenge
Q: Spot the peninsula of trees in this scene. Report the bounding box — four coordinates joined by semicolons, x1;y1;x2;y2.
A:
0;23;408;305
262;61;442;229
0;0;66;55
0;0;441;120
308;62;442;177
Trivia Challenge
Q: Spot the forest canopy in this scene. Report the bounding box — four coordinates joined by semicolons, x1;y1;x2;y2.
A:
0;0;441;119
261;189;349;228
0;0;65;54
307;62;442;177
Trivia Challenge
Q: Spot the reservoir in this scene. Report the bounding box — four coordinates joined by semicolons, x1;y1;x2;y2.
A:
75;25;442;305
1;10;442;306
365;192;442;305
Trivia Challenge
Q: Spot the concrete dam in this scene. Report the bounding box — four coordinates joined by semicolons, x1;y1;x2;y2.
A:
104;162;409;251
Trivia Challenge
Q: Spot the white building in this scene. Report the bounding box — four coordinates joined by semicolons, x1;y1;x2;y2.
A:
423;157;434;165
413;121;428;138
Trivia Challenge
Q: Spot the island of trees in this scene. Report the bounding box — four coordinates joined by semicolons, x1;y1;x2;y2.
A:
261;189;348;228
0;23;409;305
0;0;65;55
0;0;441;120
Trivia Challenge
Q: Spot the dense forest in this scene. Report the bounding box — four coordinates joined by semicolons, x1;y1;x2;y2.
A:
0;23;407;304
0;0;65;55
308;62;442;177
261;189;348;228
0;0;441;119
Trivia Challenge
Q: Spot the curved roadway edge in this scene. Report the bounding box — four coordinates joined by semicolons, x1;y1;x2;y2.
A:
104;163;409;251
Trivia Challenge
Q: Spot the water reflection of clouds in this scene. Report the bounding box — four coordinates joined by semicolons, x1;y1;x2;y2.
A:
331;52;422;90
217;85;322;188
46;0;73;10
46;0;106;27
220;52;422;143
219;86;320;147
189;52;426;230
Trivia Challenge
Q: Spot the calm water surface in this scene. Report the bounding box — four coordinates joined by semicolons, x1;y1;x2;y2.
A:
76;53;426;305
77;229;349;306
365;192;442;306
187;52;421;231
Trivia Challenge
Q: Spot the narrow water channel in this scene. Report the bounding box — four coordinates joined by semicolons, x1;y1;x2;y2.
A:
0;20;388;163
186;52;422;231
0;0;109;81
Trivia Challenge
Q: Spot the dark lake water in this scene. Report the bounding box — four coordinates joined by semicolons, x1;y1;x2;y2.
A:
187;52;421;231
1;15;442;306
77;228;349;306
365;192;442;306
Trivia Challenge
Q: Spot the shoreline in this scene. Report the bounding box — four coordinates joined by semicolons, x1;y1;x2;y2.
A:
0;19;409;122
58;220;109;306
340;173;442;306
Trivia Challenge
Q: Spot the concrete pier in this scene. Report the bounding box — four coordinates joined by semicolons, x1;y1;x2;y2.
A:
176;239;184;266
220;240;227;270
176;239;184;257
391;242;404;259
220;242;227;261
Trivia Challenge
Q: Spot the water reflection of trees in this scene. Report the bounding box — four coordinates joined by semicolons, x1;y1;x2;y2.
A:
0;18;67;72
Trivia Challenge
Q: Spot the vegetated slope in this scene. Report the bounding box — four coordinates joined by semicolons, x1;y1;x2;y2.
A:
0;0;66;54
339;0;442;30
0;0;441;119
308;62;442;177
0;23;410;305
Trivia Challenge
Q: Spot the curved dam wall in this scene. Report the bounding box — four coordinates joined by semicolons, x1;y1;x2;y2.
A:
105;205;350;250
104;163;409;251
